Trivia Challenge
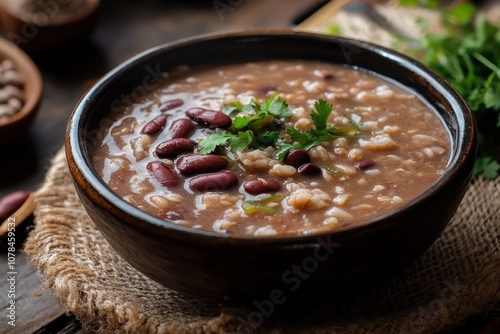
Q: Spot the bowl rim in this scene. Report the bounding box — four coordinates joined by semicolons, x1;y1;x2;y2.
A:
66;28;476;243
0;37;42;127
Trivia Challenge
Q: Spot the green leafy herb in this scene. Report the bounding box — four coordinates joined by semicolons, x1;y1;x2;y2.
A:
326;24;342;36
199;95;360;160
241;194;284;216
231;113;266;131
473;156;500;180
229;130;254;152
253;130;281;148
398;0;441;9
198;93;292;154
266;94;294;119
224;101;254;115
275;141;298;161
197;133;233;155
311;98;332;130
395;1;500;179
287;128;338;150
280;100;361;158
320;163;342;177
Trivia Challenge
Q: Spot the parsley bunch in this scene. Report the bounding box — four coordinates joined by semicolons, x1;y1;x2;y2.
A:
399;1;500;179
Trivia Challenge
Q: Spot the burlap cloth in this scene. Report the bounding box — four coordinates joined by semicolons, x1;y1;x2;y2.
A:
23;138;500;334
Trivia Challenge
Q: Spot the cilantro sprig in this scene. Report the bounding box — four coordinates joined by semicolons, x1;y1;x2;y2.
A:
198;94;361;160
198;93;292;154
277;100;361;159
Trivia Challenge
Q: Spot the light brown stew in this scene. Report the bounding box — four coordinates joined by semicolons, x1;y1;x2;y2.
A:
92;60;450;237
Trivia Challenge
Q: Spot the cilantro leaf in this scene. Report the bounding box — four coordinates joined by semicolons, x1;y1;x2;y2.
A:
444;2;475;26
200;96;359;161
228;130;254;152
231;116;253;131
223;104;239;115
224;100;255;115
473;156;500;180
256;92;293;120
198;133;233;154
287;128;312;147
311;99;333;130
200;93;293;154
288;128;339;151
254;131;281;148
284;100;361;155
268;96;293;119
275;141;297;161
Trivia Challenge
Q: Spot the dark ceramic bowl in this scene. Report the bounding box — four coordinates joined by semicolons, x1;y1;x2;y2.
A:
66;30;476;306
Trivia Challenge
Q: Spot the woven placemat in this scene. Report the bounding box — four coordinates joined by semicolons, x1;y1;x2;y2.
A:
23;141;500;334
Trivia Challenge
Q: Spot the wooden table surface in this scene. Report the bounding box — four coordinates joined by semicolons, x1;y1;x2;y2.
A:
0;1;498;333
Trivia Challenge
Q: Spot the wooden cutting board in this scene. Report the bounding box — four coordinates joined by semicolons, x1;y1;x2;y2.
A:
295;0;499;50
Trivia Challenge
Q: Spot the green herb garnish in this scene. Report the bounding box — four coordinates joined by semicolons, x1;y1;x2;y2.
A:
278;99;361;159
198;95;360;159
241;194;284;216
197;133;232;155
198;93;292;154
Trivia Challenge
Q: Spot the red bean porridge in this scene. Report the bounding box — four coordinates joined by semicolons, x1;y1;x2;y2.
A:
92;60;450;237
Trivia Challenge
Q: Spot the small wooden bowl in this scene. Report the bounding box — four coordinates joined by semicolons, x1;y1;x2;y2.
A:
0;37;42;146
0;0;101;52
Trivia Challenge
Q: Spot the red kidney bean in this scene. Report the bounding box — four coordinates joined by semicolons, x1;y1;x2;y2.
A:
167;118;195;139
313;69;333;79
156;138;197;159
165;208;187;220
189;171;238;192
354;160;375;170
0;191;31;222
258;86;277;97
201;129;214;136
284;149;310;168
141;114;169;135
176;154;228;176
243;178;281;195
298;163;322;175
186;107;231;129
147;161;180;188
160;99;183;112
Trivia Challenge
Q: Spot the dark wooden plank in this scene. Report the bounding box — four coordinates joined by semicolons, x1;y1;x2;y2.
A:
33;314;84;334
1;217;65;333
